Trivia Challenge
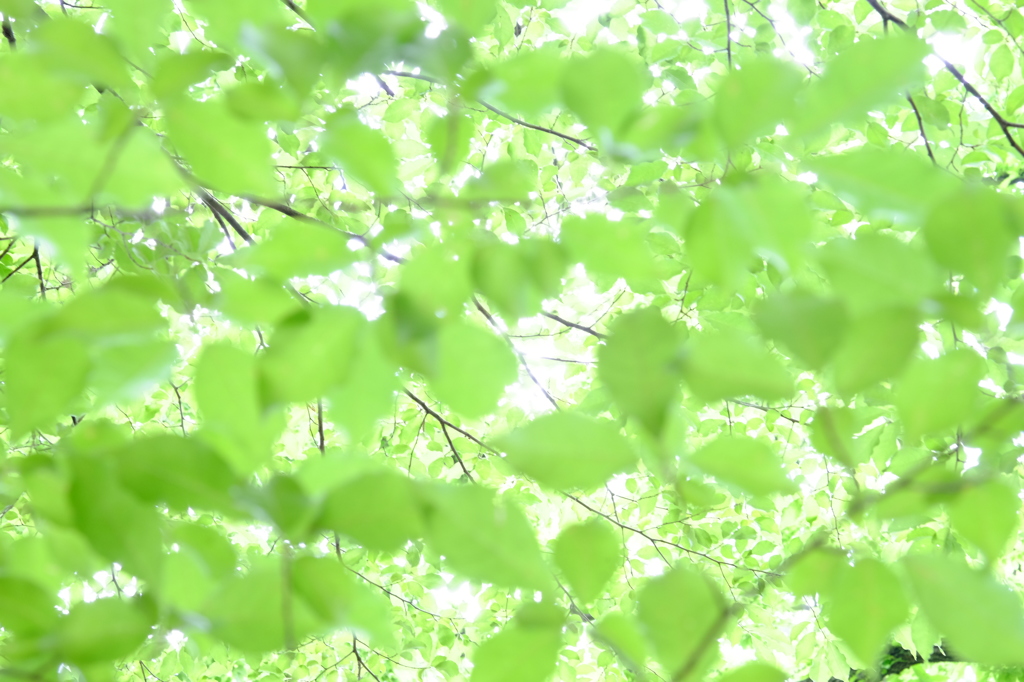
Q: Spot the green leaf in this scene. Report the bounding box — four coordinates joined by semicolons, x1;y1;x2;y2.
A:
553;519;621;603
689;435;796;497
831;307;920;397
90;338;179;405
714;56;803;149
102;129;188;211
318;470;425;552
784;547;845;597
894;349;986;440
819;234;943;313
291;556;394;646
151;50;233;103
489;44;565;117
437;0;496;35
808;147;957;222
598;307;682;436
923;186;1016;296
35;17;132;91
114;435;241;516
5;328;90;438
0;577;60;637
593;612;648;668
259;306;365;404
326;328;399;443
103;0;173;63
809;407;859;467
948;479;1021;562
322;110;401;196
424;484;551;591
824;559;909;666
754;292;847;369
230;218;357;280
426;110;474;175
56;598;155;665
470;608;562;682
0;54;84;122
69;455;165;583
561;214;658;290
498;411;637;491
463;160;538;203
903;554;1024;666
205;558;324;653
716;662;787;682
166;97;277;197
213;269;302;326
194;343;279;476
399;243;473;315
562;48;650;136
681;330;795;403
430;320;518;418
991;44;1014;81
797;34;930;134
637;566;726;678
472;240;544;320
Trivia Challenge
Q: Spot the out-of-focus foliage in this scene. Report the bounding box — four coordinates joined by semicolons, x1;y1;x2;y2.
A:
1;0;1024;681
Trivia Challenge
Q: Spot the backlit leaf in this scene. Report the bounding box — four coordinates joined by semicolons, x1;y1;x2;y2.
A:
903;554;1024;666
690;435;796;497
598;307;682;435
553;519;621;603
497;412;637;491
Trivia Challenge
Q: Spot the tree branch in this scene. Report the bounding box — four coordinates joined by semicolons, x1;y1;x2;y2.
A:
541;311;607;338
385;70;597;151
866;0;1024;159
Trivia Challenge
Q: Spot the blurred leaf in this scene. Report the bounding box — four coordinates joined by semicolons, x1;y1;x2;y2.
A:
429;320;517;418
637;566;726;679
903;554;1024;666
797;35;930;134
598;307;682;436
498;411;636;491
56;598;155;665
948;479;1021;562
322;110;401;196
824;559;909;666
553;519;621;603
562;48;650;136
894;350;986;440
166;97;277;197
714;56;803;149
682;330;794;403
318;470;425;552
690;435;796;497
755;292;847;370
424;484;551;591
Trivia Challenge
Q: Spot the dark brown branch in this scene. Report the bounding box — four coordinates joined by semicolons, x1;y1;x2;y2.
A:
866;0;1024;159
723;0;733;69
474;298;561;410
541;311;607;338
195;189;255;244
1;253;36;283
385;70;597;151
31;247;45;300
2;17;14;49
564;493;779;577
906;94;937;165
402;390;499;454
246;197;404;263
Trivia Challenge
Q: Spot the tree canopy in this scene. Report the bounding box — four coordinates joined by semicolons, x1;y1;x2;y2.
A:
2;0;1024;681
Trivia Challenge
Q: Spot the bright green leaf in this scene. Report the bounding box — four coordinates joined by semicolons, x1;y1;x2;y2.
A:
690;435;796;497
553;519;621;603
497;412;637;491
